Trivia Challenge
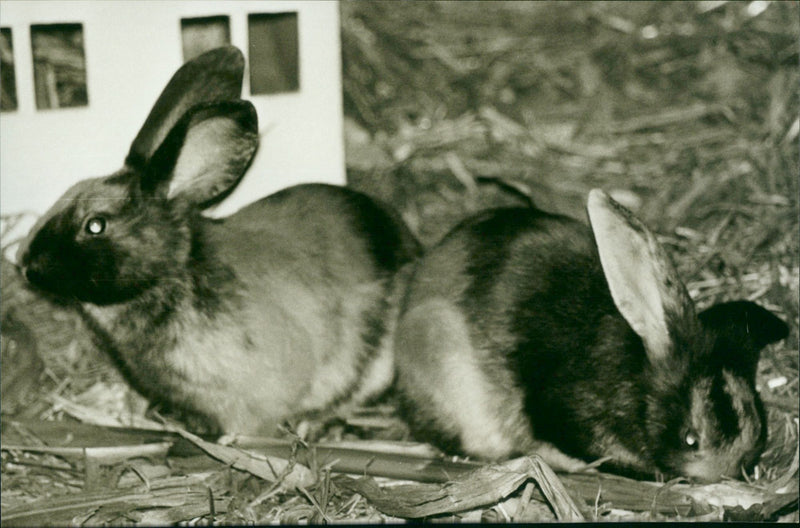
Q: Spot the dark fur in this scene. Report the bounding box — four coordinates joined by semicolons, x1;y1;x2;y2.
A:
18;47;422;435
396;203;788;480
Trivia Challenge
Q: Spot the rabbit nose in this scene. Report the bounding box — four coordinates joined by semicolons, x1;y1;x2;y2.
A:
21;264;48;290
19;254;41;284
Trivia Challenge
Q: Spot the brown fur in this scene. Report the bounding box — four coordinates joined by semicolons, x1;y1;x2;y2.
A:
17;47;421;436
395;193;787;481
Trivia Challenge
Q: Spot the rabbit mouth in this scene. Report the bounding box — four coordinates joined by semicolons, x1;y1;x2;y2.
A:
673;438;763;482
18;265;79;306
22;257;152;306
679;457;743;482
21;261;80;300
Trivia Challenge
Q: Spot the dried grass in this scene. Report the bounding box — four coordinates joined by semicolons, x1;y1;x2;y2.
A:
2;0;798;524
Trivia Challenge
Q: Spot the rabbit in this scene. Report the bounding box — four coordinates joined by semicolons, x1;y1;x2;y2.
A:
16;46;421;436
394;188;788;482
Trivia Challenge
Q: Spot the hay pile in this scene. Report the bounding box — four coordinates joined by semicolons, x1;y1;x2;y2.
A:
2;1;798;523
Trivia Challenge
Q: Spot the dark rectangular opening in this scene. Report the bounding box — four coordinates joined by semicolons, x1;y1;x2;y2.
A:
180;15;231;62
30;23;88;109
247;12;299;95
1;27;17;111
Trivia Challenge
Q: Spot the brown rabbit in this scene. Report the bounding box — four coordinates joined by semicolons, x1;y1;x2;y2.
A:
17;46;421;435
394;189;787;481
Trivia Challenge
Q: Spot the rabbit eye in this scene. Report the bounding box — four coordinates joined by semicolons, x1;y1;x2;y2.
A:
85;217;106;235
683;429;699;449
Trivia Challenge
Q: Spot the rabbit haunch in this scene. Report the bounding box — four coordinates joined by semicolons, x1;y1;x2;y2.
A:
395;190;787;482
17;46;421;435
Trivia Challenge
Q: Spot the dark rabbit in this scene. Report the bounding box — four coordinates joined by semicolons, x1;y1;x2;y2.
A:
17;46;421;435
394;189;787;481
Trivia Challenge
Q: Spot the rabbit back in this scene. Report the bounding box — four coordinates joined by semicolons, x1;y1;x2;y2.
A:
395;203;787;480
76;182;420;435
396;208;602;464
218;183;421;413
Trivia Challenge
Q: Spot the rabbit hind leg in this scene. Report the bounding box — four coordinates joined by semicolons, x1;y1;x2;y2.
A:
395;298;529;460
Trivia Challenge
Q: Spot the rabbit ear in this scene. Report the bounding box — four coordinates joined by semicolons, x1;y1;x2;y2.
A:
126;46;245;169
587;189;696;362
143;100;258;207
699;301;788;379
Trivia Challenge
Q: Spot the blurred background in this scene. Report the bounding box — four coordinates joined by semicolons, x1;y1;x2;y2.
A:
342;1;797;240
0;0;344;218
